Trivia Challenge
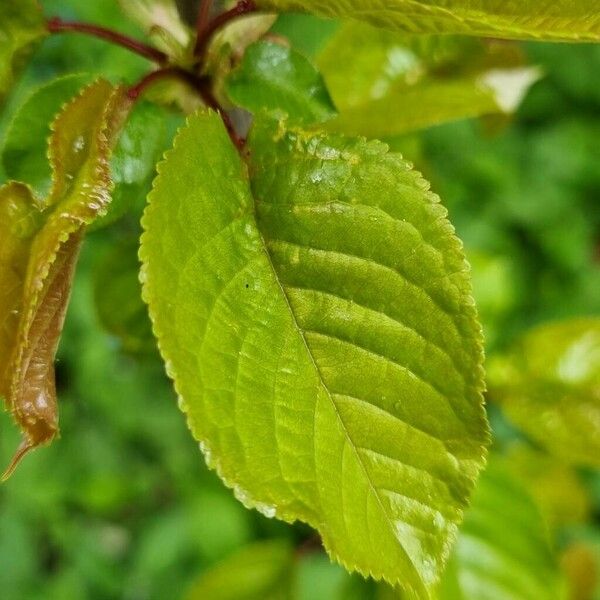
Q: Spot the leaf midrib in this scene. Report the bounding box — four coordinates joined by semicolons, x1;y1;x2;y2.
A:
252;191;430;596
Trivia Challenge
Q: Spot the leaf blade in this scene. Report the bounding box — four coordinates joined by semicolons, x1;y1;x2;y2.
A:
225;40;336;125
255;0;600;42
141;110;489;596
316;23;540;136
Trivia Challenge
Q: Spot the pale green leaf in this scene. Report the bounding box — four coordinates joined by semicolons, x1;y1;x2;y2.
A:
204;14;278;102
0;0;46;106
256;0;600;42
505;443;591;528
1;74;93;195
225;40;336;124
118;0;192;55
140;110;489;596
490;318;600;469
437;460;566;600
0;80;130;477
185;540;294;600
317;23;540;137
270;14;341;59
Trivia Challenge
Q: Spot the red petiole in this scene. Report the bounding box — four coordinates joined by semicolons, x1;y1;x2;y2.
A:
194;0;257;59
47;17;168;65
47;1;258;150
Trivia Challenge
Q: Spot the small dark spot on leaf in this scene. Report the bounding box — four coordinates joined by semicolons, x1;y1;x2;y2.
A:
245;283;249;289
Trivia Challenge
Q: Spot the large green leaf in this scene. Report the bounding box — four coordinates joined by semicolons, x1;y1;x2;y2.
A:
225;40;336;125
0;80;130;478
141;110;488;596
316;23;540;137
437;460;565;600
0;0;46;106
490;318;600;469
256;0;600;42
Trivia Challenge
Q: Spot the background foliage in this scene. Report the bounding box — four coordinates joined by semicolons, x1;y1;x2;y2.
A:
0;1;599;599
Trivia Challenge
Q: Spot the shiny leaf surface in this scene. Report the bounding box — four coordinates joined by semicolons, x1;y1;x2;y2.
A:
141;110;488;596
225;40;336;125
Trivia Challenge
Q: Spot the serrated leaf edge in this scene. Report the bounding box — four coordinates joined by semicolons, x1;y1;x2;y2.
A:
139;109;489;598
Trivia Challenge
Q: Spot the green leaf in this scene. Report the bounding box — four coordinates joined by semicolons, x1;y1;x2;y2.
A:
2;74;93;195
93;100;169;229
270;14;340;59
437;460;565;600
118;0;192;56
255;0;600;42
225;40;336;125
2;78;168;227
205;14;278;85
0;80;130;478
185;540;294;600
93;236;155;354
141;110;489;596
505;443;591;529
316;23;540;137
0;0;46;106
490;318;600;469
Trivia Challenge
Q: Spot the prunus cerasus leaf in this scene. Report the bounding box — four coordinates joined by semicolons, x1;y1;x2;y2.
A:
140;110;489;597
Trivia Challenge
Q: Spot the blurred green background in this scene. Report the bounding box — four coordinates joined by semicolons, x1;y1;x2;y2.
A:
1;1;599;599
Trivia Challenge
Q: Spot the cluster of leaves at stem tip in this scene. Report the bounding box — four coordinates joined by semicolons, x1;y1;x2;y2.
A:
1;0;599;598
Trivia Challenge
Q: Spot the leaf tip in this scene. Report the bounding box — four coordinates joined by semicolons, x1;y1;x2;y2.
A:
1;437;35;481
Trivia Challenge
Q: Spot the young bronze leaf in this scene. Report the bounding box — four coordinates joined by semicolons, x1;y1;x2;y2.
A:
141;110;489;597
0;80;131;479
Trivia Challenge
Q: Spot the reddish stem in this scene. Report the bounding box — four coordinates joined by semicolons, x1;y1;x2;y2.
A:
194;0;257;58
48;8;248;153
47;17;168;65
128;68;244;150
196;0;214;41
